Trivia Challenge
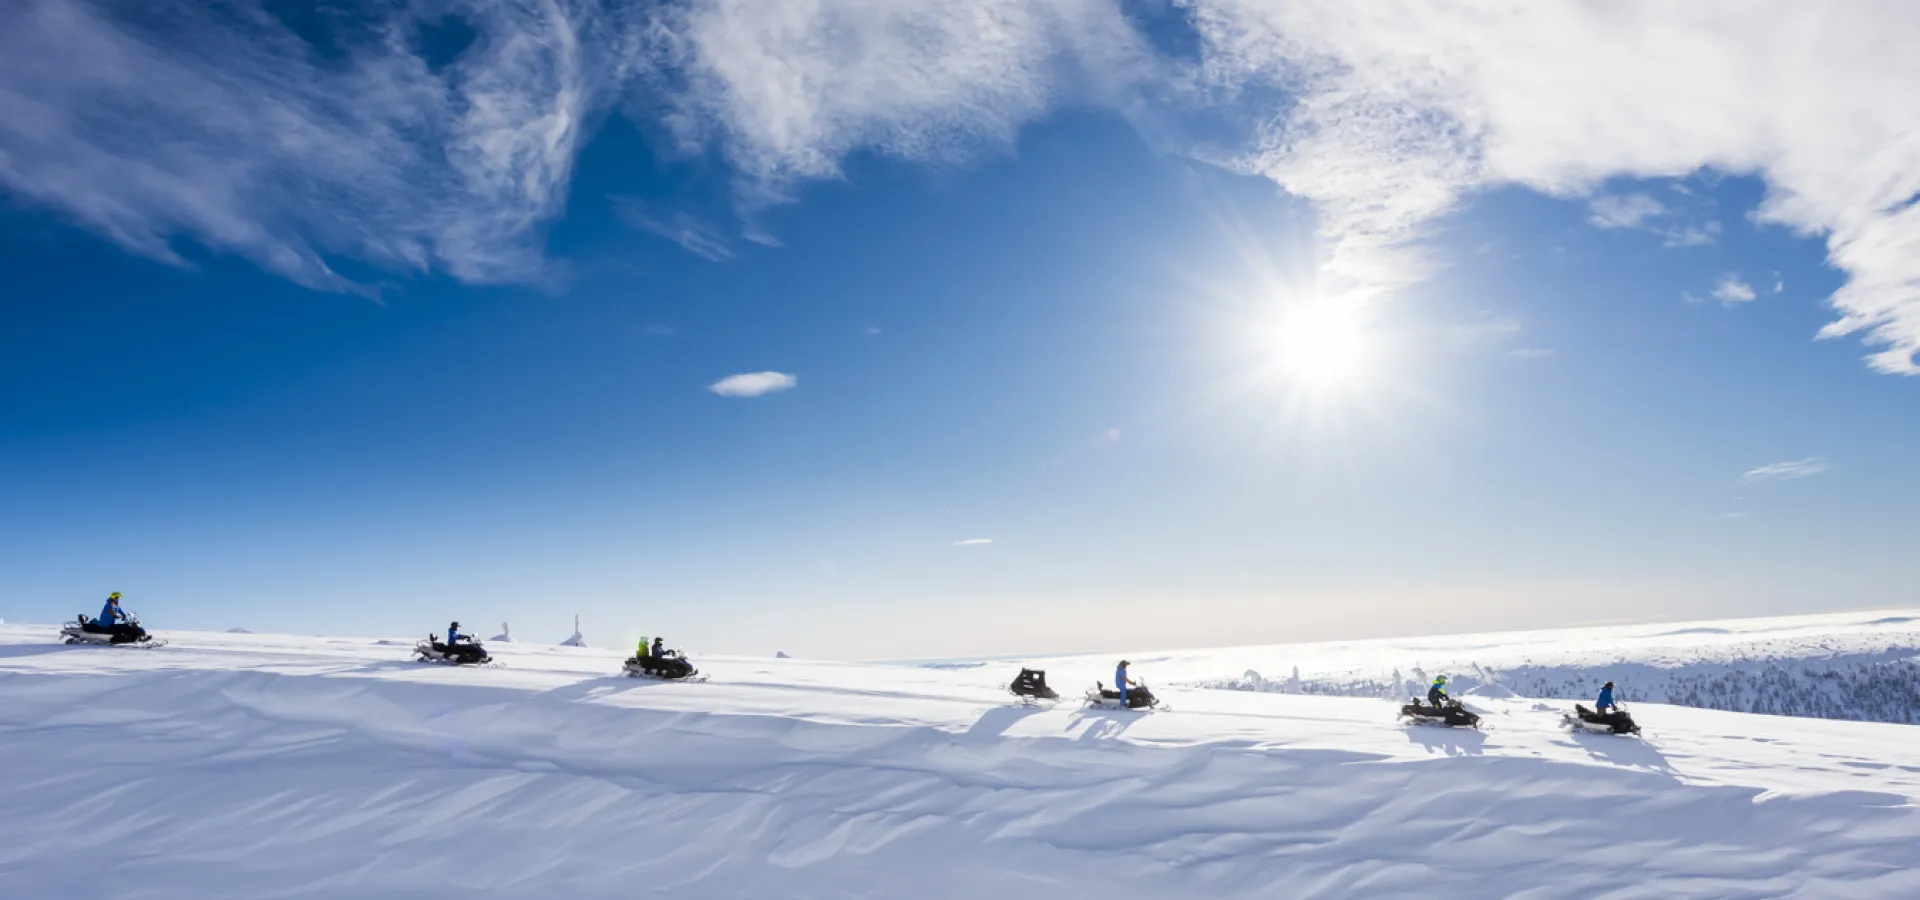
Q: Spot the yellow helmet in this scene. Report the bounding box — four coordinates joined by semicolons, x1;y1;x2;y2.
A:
109;592;122;600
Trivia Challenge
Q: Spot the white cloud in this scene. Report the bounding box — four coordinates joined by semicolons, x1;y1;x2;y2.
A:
0;0;605;290
1450;313;1523;344
1589;193;1665;229
650;0;1154;209
613;198;734;261
10;1;1920;375
1741;457;1829;483
709;371;796;397
1662;221;1722;248
1507;347;1555;359
1712;274;1757;305
1185;0;1920;372
953;538;994;547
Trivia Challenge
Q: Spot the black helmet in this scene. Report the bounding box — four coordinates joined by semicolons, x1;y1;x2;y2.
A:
1119;659;1131;667
451;621;460;629
1604;680;1614;688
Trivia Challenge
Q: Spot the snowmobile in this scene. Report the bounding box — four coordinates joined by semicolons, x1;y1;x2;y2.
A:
1085;680;1164;711
622;649;703;681
1399;697;1481;728
414;635;494;666
60;613;164;648
1562;703;1641;736
1008;667;1059;703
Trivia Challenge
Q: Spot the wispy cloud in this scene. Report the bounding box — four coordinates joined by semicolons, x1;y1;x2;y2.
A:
1712;274;1758;306
709;371;797;397
1661;221;1722;248
0;0;602;290
1589;193;1665;229
1741;457;1829;483
1449;313;1523;345
10;1;1920;375
953;538;994;547
1507;347;1555;359
612;198;734;261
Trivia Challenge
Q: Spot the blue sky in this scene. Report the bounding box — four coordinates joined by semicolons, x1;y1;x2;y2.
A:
2;1;1917;658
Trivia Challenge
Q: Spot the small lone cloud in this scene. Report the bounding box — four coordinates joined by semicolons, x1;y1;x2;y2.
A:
1589;193;1665;229
1662;221;1721;248
642;323;678;338
1451;313;1523;344
1741;457;1828;483
1507;347;1555;359
863;326;883;336
710;372;797;397
1712;274;1757;305
953;538;994;547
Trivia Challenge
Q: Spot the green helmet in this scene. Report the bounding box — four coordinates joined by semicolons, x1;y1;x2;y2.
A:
1433;675;1447;685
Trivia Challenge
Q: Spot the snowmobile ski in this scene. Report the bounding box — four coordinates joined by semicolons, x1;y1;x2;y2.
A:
413;637;498;667
1399;698;1481;728
59;615;165;648
622;652;705;682
1084;680;1166;712
1562;703;1641;736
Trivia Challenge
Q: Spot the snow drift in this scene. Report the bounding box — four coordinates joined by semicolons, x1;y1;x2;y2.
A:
1;622;1917;898
1093;608;1920;725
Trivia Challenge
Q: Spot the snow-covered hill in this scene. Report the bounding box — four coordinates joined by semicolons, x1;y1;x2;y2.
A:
1019;608;1920;726
2;621;1918;898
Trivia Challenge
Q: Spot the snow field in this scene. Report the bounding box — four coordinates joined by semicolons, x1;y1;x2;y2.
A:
1;623;1918;898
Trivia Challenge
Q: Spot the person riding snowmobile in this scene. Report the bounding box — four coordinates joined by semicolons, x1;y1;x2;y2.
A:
93;592;144;642
1115;660;1137;706
1596;681;1616;713
447;622;473;646
651;637;666;659
1427;675;1450;708
635;636;652;660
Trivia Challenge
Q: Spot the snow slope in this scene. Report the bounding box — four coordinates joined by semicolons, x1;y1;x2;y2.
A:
2;622;1918;899
1019;608;1920;725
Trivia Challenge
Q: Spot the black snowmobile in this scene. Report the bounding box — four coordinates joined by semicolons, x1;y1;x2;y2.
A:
414;635;493;666
1400;697;1481;728
1008;667;1059;702
623;648;702;681
60;613;164;648
1563;703;1641;736
1085;680;1164;711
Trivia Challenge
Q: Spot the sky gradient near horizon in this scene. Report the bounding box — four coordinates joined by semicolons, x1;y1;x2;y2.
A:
2;1;1917;658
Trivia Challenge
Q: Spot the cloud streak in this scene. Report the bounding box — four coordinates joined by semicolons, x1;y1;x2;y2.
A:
709;371;796;397
1741;458;1829;483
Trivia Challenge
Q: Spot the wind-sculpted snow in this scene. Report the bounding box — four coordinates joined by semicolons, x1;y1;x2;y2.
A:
2;623;1919;898
1081;609;1920;726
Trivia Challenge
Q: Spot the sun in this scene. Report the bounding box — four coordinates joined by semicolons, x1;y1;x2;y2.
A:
1271;300;1371;386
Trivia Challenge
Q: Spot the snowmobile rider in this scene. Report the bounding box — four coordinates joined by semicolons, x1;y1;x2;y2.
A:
97;592;139;641
1428;675;1450;707
635;636;651;659
447;622;473;646
652;637;666;658
1115;660;1137;706
1596;681;1617;713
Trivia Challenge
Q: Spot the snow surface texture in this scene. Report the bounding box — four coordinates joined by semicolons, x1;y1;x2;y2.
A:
1069;609;1920;725
2;621;1918;898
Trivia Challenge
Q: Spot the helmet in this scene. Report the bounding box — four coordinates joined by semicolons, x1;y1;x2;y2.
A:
1119;659;1131;667
1603;681;1614;688
109;592;121;601
451;621;460;629
1434;675;1448;685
